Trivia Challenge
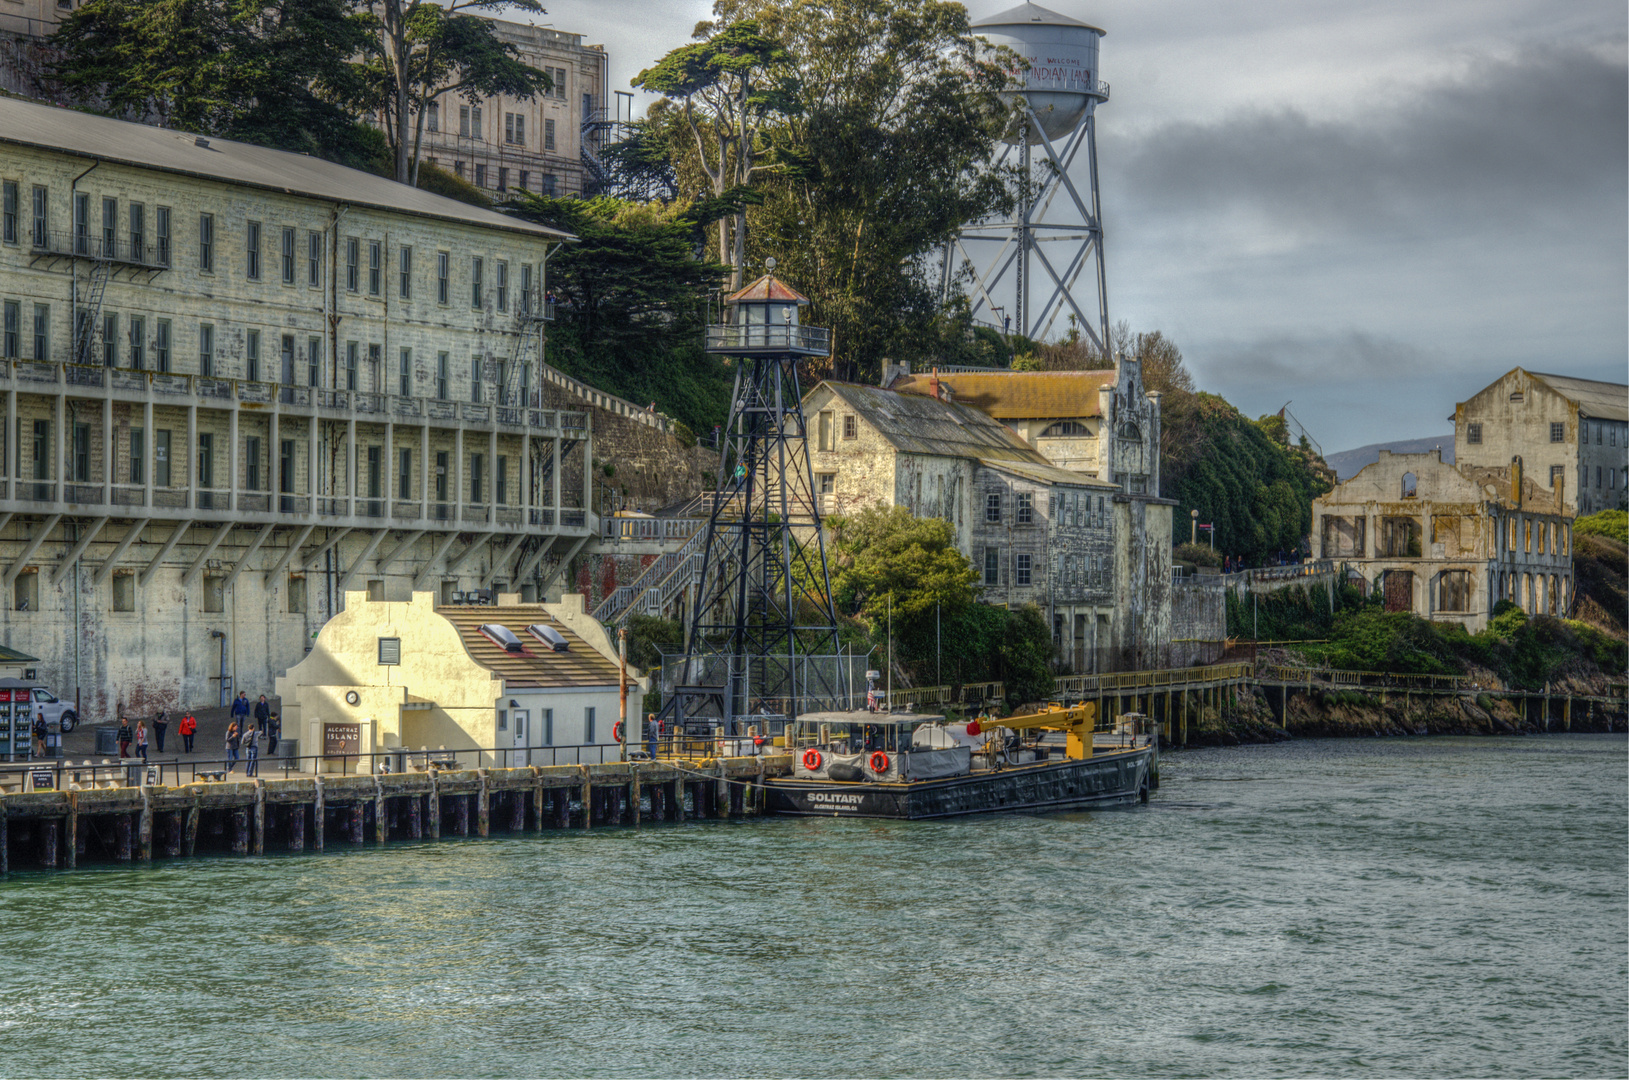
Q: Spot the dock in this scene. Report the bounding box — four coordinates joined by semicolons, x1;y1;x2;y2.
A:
0;756;789;873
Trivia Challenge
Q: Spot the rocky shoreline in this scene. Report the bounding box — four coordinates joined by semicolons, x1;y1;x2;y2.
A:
1178;684;1628;747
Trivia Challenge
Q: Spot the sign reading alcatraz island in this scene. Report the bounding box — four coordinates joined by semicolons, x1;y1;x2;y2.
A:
324;722;361;756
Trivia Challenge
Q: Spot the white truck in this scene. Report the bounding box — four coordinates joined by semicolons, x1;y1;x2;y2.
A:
19;683;78;733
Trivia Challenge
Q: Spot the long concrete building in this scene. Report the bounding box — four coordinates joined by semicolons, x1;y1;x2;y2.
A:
0;95;598;721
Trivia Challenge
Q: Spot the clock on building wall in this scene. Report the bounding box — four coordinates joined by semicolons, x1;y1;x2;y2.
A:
345;691;361;706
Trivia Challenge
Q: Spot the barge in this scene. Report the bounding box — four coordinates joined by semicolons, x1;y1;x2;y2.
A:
765;706;1155;820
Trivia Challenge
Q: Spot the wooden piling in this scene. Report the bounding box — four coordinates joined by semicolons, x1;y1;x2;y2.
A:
729;778;744;818
406;793;421;839
509;789;525;832
64;793;78;869
374;778;388;845
138;789;153;861
115;811;133;861
252;783;266;856
313;776;326;852
38;818;57;869
184;798;200;857
476;771;490;838
530;768;544;831
350;802;365;845
427;774;441;839
581;772;593;831
630;773;641;827
289;802;305;852
231;808;249;855
0;801;7;875
165;811;182;858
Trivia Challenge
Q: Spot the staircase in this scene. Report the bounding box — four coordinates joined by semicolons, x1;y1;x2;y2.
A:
591;526;707;626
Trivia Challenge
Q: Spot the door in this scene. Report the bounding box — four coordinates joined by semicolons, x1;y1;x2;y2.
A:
1383;570;1414;613
511;709;530;767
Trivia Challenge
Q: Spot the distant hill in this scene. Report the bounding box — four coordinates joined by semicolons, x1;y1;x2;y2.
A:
1326;436;1455;480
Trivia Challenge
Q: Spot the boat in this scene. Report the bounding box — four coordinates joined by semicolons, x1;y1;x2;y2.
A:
764;704;1157;820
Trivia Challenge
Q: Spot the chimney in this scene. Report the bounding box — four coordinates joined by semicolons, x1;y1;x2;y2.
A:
931;367;941;401
880;359;910;387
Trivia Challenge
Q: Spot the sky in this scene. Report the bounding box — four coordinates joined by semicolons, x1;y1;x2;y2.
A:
523;0;1627;455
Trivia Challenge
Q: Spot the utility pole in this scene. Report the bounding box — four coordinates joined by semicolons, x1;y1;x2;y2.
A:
1190;508;1198;546
618;626;628;763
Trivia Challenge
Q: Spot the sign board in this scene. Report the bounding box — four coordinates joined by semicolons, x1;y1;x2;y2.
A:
31;768;53;790
323;722;361;756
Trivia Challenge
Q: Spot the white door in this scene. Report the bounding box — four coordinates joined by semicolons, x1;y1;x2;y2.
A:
512;709;530;767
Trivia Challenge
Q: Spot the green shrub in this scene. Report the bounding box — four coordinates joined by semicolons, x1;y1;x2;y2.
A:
1575;509;1628;545
1174;542;1221;568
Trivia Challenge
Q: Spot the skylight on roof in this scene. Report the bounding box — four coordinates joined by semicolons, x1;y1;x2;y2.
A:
478;624;525;653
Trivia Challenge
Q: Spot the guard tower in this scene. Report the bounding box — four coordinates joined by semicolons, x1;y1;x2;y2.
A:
663;272;842;733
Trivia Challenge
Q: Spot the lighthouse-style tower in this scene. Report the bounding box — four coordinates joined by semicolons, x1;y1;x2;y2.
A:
666;273;841;732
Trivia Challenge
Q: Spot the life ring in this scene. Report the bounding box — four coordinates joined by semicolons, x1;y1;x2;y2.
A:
869;751;890;773
802;748;823;771
612;720;624;743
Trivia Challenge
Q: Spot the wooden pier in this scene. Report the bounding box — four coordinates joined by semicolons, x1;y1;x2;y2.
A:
0;756;790;874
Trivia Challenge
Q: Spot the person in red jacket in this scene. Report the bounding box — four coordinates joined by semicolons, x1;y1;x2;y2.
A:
178;713;197;754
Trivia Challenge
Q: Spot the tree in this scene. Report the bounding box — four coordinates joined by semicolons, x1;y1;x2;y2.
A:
51;0;373;164
634;19;795;289
371;0;551;185
830;505;979;626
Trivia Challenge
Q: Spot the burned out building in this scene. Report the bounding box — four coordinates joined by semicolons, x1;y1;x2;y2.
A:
1313;449;1572;631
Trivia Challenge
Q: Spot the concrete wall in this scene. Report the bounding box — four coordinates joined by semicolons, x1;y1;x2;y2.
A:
1169;575;1225;668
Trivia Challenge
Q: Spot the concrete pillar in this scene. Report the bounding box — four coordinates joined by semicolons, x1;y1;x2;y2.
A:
313;775;325;852
252;782;265;855
184;802;200;857
289;802;305;852
476;771;489;837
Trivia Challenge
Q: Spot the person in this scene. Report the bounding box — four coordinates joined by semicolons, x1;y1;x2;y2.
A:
253;695;270;733
231;691;250;729
243;724;259;778
179;713;197;754
134;719;148;763
153;709;169;754
117;715;133;758
646;712;659;760
31;711;47;758
266;712;281;757
224;721;241;774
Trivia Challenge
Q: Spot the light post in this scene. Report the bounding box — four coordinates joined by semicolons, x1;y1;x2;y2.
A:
1190;508;1198;546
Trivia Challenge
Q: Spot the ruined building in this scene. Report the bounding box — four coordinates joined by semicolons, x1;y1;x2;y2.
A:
0;96;597;718
1313;449;1572;631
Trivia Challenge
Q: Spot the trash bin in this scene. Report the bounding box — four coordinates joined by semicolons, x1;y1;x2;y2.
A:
95;725;119;756
279;737;298;760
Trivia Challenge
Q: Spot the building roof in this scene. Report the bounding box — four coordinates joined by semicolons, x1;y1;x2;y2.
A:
0;645;39;664
725;274;811;306
1528;372;1629;422
972;2;1103;33
0;96;573;242
979;457;1115;490
890;370;1115;419
437;605;621;689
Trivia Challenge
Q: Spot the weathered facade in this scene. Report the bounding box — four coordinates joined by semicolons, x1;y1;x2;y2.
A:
419;15;611;199
0;96;598;721
1452;367;1628;517
276;590;640;768
1313;449;1573;632
804;367;1176;672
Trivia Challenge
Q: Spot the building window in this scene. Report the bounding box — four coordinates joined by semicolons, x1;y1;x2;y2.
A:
203;574;225;613
308;336;321;387
129;428;144;484
497;456;508;504
101;197;116;256
843;414;857;439
307;231;322;286
1550;465;1564;489
1466;423;1482;445
156;206;171;265
246;329;260;382
112;572;135;612
155;319;170;371
474;164;486;189
1016;493;1033;524
496;261;508;311
985;492;1001;523
154;429;171;487
436;251;450;304
520;264;533;313
1509;391;1524;403
428;101;440;131
818;473;835;495
281;438;295;496
1438;570;1471;613
245;436;262;491
72;422;90;481
585;706;596;743
518;170;529;193
540;174;557;196
102;313;117;367
1549;422;1564;443
551;67;567;98
32;303;49;360
198;212;213;271
436;352;449;399
817;410;836;451
197;432;214;489
470;452;484;502
198;323;214;376
471;257;483;308
245;220;261;279
983;548;1000;586
378;637;401;665
497;167;508;193
30;185;48;248
399;448;412;501
368;240;382;295
13;570;36;612
399;246;412;299
288;574;307;613
453;161;464;179
342;237;358;292
505;112;525;144
1015;553;1031;586
1;180;15;244
544;118;556;151
470;356;482;403
128;203;144;260
278;334;294;385
1;301;14;359
128;316;144;370
395;347;410;396
346;342;358;391
459;105;470;137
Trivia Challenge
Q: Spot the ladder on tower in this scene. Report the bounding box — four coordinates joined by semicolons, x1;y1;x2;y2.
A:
75;259;111;367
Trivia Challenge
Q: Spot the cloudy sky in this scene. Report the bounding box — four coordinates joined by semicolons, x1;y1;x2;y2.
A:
527;0;1626;454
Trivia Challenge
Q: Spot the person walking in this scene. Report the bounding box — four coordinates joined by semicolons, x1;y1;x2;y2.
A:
117;716;133;758
134;719;148;763
646;712;659;760
225;721;242;774
253;695;270;733
31;711;47;758
231;691;250;730
179;713;197;754
243;724;260;778
153;709;169;754
266;712;281;756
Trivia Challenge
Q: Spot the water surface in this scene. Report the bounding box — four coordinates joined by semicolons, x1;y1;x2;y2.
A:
1;735;1623;1078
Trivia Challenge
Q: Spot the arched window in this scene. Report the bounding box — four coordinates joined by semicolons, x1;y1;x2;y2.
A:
1400;472;1417;498
1116;421;1141;440
1041;420;1090;438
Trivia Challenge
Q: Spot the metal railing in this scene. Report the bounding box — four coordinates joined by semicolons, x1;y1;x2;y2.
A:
32;229;171;269
1259;664;1474;692
704;324;831;356
600;516;705;543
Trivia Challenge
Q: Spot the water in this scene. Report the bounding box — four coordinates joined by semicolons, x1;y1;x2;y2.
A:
1;736;1623;1078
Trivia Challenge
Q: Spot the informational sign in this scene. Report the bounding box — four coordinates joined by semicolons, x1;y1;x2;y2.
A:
31;768;53;790
323;722;361;756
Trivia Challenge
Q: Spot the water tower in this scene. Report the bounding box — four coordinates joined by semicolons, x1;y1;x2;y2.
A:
947;2;1109;350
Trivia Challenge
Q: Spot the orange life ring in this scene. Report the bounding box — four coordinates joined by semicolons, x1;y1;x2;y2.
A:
802;748;822;771
870;751;890;773
612;720;624;743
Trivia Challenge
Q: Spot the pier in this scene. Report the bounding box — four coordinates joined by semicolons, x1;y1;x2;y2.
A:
0;756;788;873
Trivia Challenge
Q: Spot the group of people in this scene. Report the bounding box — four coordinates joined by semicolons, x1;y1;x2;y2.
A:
224;693;280;776
116;709;200;758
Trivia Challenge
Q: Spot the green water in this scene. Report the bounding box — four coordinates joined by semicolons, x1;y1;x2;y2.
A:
1;735;1624;1078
